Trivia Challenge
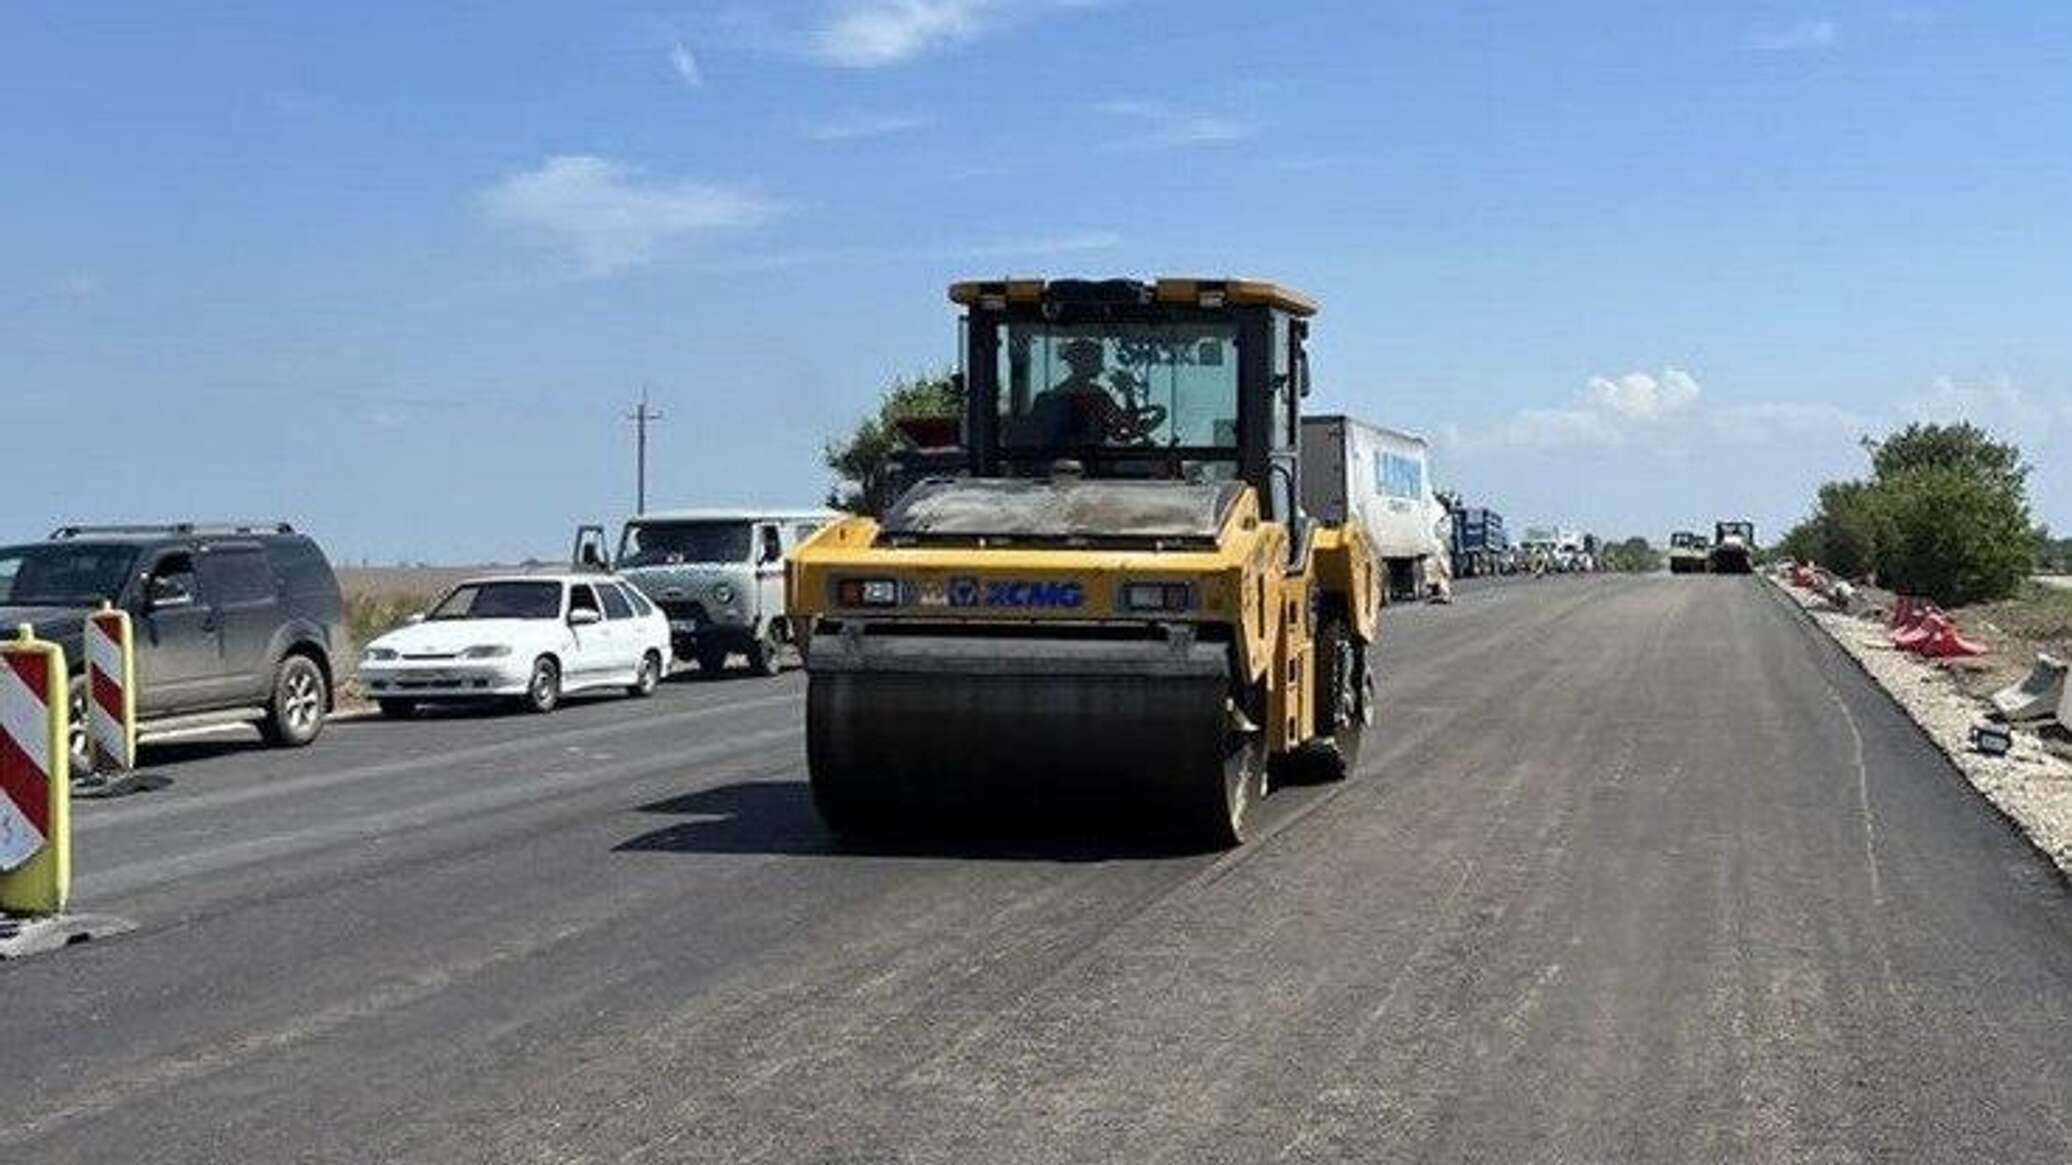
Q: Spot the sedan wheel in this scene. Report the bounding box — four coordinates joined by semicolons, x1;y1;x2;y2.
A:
524;657;561;714
628;651;662;698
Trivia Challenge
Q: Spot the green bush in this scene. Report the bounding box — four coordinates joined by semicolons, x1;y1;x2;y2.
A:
1779;422;2035;606
1601;536;1661;573
1874;464;2034;605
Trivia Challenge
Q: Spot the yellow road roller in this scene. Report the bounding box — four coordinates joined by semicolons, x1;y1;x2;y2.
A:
787;278;1381;847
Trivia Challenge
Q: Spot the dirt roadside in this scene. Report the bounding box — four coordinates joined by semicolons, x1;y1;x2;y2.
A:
1774;575;2072;877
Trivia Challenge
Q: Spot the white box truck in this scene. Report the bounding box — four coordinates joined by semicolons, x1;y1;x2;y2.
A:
1300;416;1452;603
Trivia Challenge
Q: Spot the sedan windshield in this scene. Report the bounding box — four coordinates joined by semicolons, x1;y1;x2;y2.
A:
428;581;562;620
0;542;139;606
619;521;752;566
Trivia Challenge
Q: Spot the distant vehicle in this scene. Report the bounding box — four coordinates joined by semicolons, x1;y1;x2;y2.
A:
1710;520;1756;575
1668;531;1709;574
576;508;835;675
0;523;345;769
1448;504;1507;578
358;570;668;716
1301;417;1450;602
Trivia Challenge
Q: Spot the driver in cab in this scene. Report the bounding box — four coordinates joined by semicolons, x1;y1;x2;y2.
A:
1028;338;1132;445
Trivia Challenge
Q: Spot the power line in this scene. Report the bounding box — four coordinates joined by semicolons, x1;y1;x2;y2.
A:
627;386;663;514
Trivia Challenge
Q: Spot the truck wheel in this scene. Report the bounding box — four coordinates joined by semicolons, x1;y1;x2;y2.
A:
1305;611;1370;782
522;656;561;714
697;646;731;675
745;624;783;677
259;653;327;748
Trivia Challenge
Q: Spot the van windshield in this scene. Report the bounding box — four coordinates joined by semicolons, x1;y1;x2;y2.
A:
619;521;752;566
0;542;139;607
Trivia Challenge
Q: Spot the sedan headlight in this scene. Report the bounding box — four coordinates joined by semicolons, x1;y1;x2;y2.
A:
461;644;512;659
711;581;736;605
363;647;398;662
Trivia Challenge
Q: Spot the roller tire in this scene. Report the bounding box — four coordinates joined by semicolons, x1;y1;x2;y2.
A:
1182;729;1266;850
1303;610;1370;783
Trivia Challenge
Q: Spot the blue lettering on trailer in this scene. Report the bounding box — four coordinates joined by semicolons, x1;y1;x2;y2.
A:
1376;451;1423;499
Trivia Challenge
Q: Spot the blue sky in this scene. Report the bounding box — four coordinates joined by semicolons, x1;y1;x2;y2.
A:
5;1;2069;562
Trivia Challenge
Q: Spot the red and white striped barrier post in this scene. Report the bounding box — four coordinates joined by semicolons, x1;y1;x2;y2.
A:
0;624;70;917
83;605;136;778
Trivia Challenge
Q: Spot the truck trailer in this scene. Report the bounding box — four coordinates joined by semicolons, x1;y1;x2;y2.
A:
1449;505;1507;578
1300;417;1450;603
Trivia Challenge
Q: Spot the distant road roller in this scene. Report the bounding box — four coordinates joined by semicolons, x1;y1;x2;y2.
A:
787;278;1381;847
1667;530;1708;574
1710;520;1756;574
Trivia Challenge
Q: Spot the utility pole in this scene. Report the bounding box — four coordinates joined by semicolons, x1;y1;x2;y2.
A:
627;386;662;514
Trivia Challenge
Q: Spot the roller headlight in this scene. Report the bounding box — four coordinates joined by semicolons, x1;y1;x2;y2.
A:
461;644;512;659
1120;582;1194;612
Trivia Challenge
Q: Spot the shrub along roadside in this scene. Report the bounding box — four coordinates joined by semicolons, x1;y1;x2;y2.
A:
1777;422;2038;607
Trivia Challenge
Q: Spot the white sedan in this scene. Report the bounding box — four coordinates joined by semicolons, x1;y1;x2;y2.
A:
359;571;671;716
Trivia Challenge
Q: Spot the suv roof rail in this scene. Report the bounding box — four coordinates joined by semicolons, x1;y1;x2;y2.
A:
49;522;297;540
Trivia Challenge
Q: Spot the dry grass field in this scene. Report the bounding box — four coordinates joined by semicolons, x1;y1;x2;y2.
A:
337;566;510;651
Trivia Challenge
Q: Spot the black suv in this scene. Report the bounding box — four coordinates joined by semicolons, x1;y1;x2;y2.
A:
0;524;346;768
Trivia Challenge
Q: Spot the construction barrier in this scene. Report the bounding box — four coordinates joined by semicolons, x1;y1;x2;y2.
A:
0;624;70;916
1890;602;1939;645
1991;653;2067;722
83;604;136;777
1911;615;1988;659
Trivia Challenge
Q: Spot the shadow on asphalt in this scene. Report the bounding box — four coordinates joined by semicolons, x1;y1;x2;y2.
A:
613;779;1215;862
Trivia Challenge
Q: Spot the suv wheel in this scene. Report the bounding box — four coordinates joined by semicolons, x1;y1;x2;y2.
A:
259;654;327;748
67;676;93;776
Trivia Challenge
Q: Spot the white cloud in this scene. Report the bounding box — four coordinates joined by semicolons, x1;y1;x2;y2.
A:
805;110;932;141
1747;18;1839;52
668;40;703;88
1584;368;1702;421
701;228;1121;273
811;0;994;67
1709;401;1868;443
479;156;777;276
1905;375;2057;442
1096;98;1257;147
1500;367;1703;448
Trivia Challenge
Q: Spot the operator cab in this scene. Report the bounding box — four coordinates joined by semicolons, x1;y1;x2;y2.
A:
949;278;1316;533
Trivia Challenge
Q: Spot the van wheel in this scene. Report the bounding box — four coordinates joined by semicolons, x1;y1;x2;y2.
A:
746;625;783;677
628;651;662;697
696;646;731;675
259;654;327;748
523;657;561;713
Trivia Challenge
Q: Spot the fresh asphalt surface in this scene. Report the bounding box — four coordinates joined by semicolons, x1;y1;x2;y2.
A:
4;576;2069;1163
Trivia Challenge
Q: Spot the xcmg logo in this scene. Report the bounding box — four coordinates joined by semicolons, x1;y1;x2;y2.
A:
944;578;1085;609
981;580;1085;609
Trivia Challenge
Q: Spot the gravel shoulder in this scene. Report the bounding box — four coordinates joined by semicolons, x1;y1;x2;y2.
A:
1774;575;2072;876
